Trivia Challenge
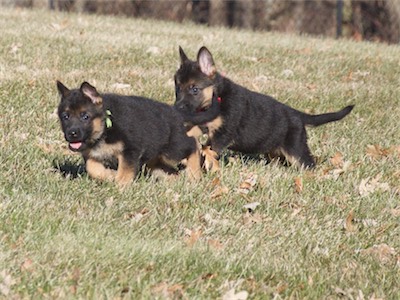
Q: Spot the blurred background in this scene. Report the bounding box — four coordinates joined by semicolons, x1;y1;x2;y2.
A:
3;0;400;44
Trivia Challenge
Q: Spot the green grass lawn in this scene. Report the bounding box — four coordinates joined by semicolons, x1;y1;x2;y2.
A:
1;7;399;299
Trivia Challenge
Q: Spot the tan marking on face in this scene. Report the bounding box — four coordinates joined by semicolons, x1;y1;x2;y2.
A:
201;86;213;108
91;117;105;141
207;116;223;138
115;154;135;188
86;158;117;181
89;141;124;162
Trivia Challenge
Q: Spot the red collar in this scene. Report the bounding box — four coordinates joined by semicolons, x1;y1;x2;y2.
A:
217;96;222;103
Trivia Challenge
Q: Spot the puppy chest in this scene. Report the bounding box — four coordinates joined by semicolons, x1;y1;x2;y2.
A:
89;141;124;161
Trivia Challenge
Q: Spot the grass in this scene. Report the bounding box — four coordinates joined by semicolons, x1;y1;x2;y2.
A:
1;7;400;299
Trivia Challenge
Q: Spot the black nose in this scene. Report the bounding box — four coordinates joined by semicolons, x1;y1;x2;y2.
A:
175;100;187;111
67;128;81;140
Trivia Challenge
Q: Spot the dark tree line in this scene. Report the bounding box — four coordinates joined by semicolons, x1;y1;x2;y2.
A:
10;0;400;44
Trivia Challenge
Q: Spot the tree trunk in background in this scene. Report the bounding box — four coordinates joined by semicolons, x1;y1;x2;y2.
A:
386;0;400;43
6;0;400;44
209;0;227;27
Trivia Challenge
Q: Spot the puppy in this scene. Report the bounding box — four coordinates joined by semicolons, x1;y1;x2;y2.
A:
174;46;354;168
57;81;217;187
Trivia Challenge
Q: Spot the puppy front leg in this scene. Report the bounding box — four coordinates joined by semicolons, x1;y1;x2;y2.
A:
185;126;203;180
115;154;136;189
86;158;117;181
185;147;202;181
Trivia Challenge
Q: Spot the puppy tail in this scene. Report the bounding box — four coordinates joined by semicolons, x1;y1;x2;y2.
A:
301;105;354;127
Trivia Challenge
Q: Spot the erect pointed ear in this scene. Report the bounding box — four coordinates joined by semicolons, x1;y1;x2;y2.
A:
197;46;216;78
80;82;102;105
179;46;189;64
56;80;70;99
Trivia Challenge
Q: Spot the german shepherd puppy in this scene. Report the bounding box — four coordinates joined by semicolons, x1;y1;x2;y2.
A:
174;46;354;168
57;81;217;187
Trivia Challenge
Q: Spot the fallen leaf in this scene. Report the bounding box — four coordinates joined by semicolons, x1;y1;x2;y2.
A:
0;270;15;296
365;144;398;160
184;228;202;247
210;185;229;199
124;207;149;223
243;202;260;213
202;146;220;172
344;210;356;232
330;151;344;167
242;212;263;226
294;177;303;193
276;282;288;294
358;175;390;197
207;239;224;250
151;281;184;299
146;46;161;55
237;173;258;194
222;288;249;300
201;273;218;280
20;258;34;272
359;243;396;264
111;83;131;90
390;207;400;217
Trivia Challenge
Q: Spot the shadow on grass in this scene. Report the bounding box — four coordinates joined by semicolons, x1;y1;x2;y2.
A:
52;158;86;179
219;150;290;167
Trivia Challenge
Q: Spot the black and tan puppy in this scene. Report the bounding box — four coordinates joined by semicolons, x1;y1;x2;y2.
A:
174;47;354;168
57;81;217;187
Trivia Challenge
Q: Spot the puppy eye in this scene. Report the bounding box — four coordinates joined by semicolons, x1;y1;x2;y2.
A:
80;112;90;121
61;112;69;120
190;85;199;95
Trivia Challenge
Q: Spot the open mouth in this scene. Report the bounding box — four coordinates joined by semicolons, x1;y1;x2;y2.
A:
68;142;83;151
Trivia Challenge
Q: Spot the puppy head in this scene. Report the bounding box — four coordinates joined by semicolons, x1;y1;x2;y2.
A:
174;46;217;113
57;81;105;152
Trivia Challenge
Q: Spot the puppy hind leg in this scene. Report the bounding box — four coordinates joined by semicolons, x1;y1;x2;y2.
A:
282;128;316;169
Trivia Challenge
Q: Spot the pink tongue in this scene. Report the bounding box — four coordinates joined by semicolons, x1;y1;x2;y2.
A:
70;142;82;150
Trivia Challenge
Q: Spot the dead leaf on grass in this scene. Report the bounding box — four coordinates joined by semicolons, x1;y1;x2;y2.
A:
390;206;400;217
111;83;131;90
124;207;149;223
151;281;184;299
242;212;263;226
294;176;303;193
20;258;34;273
222;288;249;300
359;243;396;264
243;202;260;213
237;173;258;194
330;151;344;167
0;270;15;296
201;272;218;281
324;152;352;179
207;239;224;250
202;146;220;172
366;144;400;160
358;174;390;197
184;228;202;247
210;185;229;199
344;210;356;232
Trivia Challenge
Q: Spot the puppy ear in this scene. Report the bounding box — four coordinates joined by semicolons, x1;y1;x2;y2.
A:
197;47;216;78
80;82;102;105
179;46;189;64
56;81;70;99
